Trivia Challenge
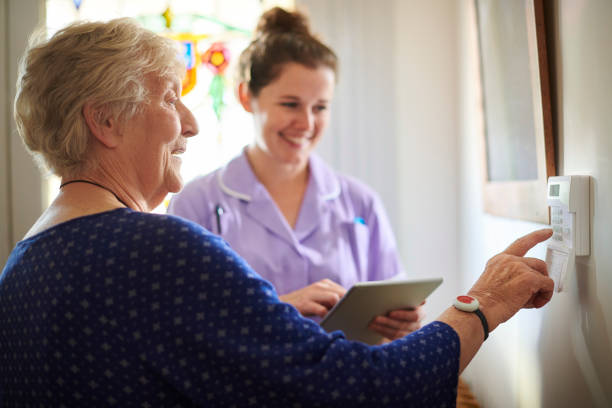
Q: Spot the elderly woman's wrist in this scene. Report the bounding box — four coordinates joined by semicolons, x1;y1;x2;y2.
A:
437;307;486;344
466;290;502;332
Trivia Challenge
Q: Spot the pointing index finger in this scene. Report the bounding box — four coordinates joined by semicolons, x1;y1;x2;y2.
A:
504;229;553;257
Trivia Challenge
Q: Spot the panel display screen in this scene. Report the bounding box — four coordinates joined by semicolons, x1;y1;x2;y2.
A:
549;184;560;197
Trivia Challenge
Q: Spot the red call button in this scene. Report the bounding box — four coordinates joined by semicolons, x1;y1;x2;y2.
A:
454;295;480;312
457;295;475;304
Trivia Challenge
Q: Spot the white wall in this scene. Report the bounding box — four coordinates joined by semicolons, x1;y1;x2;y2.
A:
305;1;612;406
298;0;461;322
1;0;10;263
459;1;612;407
296;0;399;229
1;0;46;266
392;0;460;323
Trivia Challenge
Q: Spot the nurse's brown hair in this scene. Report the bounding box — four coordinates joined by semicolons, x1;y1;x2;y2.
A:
237;7;338;96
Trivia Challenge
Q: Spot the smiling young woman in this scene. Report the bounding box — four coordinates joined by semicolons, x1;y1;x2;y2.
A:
167;7;486;406
168;7;410;329
241;62;335;173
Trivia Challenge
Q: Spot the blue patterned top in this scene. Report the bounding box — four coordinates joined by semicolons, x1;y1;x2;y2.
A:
0;209;459;407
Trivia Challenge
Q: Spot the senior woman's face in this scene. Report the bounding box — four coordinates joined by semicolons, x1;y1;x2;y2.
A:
122;74;198;207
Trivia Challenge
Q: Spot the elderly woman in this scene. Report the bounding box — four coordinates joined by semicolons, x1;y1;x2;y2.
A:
0;18;554;407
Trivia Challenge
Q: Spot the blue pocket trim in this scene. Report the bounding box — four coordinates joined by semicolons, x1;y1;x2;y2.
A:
354;217;366;226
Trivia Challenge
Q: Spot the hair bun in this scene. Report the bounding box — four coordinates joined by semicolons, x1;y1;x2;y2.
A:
255;7;311;38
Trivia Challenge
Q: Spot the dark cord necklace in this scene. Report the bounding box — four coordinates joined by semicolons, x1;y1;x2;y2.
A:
59;179;131;209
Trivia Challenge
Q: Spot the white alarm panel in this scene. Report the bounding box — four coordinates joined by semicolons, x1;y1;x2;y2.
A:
545;175;590;292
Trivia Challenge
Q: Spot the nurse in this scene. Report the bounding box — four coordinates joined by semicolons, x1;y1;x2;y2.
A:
168;7;420;339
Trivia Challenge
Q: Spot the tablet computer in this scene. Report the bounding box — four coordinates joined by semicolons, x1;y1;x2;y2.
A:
320;277;443;345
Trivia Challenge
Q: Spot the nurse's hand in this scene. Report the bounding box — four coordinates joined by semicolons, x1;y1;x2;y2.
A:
279;279;347;317
368;303;426;341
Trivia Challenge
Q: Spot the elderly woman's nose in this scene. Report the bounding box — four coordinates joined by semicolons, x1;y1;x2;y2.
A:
180;104;199;138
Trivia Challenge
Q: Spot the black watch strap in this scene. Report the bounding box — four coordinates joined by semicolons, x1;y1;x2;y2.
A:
473;308;489;341
453;295;489;341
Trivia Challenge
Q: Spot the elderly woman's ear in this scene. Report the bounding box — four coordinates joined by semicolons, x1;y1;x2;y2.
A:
82;102;120;148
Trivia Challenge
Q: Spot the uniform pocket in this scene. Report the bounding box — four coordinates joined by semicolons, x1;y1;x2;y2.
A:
342;220;370;281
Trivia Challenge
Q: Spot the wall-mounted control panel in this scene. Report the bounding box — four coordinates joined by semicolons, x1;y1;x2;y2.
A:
545;175;590;292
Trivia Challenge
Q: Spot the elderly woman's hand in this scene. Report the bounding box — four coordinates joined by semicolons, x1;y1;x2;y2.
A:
368;303;425;341
279;279;347;317
468;228;554;332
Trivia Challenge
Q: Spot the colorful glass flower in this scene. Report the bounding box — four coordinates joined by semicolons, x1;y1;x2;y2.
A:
202;42;231;121
202;42;230;74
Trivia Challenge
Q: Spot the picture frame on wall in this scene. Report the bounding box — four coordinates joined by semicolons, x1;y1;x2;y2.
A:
475;0;556;224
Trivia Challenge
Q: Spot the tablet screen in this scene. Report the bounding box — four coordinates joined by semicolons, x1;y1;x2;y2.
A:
320;277;443;345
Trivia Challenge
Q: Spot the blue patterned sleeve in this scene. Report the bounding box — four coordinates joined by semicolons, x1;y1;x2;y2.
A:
129;215;460;407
